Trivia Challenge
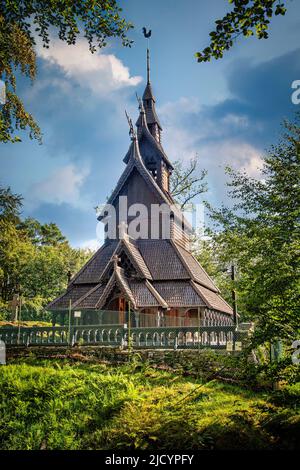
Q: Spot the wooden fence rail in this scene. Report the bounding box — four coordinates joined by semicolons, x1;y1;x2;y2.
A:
0;324;238;350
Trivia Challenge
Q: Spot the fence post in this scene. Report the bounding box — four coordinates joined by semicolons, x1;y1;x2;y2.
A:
128;301;132;353
17;295;22;345
68;299;72;347
197;307;201;352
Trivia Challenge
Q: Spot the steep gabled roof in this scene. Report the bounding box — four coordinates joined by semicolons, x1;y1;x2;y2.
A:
137;239;189;280
152;280;206;308
96;268;136;310
74;283;106;309
71;241;118;285
100;238;152;281
98;136;183;224
172;240;219;293
129;279;167;308
47;284;95;311
192;282;233;315
125;119;173;169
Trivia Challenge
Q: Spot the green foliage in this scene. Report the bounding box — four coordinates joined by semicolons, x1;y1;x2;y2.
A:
196;0;287;62
21;244;91;301
192;238;233;305
0;185;22;222
0;0;133;142
206;118;300;343
17;218;66;246
170;156;207;209
0;184;92;319
0;360;299;450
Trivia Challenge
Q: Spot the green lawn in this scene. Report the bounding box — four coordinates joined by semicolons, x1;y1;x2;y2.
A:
0;358;299;450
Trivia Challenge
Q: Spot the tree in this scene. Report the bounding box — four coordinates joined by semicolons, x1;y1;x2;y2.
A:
0;185;22;222
0;0;133;143
170;156;207;209
207;117;300;343
18;217;67;246
192;237;234;305
195;0;287;63
0;184;92;319
21;243;91;301
0;219;34;300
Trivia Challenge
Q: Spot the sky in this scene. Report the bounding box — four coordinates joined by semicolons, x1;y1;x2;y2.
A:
1;0;300;249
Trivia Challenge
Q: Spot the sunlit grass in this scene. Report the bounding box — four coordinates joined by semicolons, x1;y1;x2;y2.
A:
0;359;299;450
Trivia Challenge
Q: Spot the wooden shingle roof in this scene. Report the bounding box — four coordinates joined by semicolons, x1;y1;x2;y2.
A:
47;284;94;311
137;240;189;280
129;280;167;308
152;281;206;307
72;241;118;285
75;284;106;309
192;283;233;315
173;241;219;292
47;238;233;315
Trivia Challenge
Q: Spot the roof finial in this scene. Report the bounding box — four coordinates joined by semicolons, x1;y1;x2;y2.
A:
142;27;152;83
136;93;145;114
125;110;136;140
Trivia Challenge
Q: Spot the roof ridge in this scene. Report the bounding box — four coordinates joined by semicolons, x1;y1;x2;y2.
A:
96;273;117;310
99;142;183;223
123;238;152;279
171;240;219;293
70;243;107;284
72;283;103;309
192;281;233;315
144;279;168;308
115;269;136;307
140;121;173;169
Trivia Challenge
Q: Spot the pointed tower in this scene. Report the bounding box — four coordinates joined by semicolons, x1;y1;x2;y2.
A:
133;47;173;194
142;48;162;143
47;42;234;329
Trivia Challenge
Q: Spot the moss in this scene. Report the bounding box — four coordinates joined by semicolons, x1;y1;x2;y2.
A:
0;358;299;450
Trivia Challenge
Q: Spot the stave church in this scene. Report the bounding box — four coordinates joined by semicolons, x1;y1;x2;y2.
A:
48;45;233;328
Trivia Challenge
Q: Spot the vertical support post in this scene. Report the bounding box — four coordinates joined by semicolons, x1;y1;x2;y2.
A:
17;295;22;345
231;264;238;327
68;299;72;347
128;301;131;353
197;307;201;352
134;311;139;328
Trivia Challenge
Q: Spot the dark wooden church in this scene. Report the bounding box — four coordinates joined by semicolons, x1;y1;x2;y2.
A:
48;48;233;328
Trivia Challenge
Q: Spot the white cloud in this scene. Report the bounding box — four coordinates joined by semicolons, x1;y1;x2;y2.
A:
78;238;100;251
37;39;142;97
159;96;264;177
199;140;264;178
28;164;90;209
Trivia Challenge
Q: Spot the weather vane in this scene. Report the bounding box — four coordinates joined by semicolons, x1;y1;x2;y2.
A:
142;27;152;40
142;27;152;82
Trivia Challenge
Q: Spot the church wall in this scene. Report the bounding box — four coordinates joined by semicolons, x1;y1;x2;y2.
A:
105;169;177;241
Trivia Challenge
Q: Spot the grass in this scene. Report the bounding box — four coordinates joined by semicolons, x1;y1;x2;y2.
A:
0;321;52;327
0;358;299;450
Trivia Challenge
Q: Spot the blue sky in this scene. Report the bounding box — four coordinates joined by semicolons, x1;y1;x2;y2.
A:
1;0;300;248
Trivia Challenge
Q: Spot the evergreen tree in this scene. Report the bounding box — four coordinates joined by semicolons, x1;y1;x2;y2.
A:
207;118;300;343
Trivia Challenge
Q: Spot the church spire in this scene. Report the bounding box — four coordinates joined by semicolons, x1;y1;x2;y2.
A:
141;30;162;142
147;47;150;83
